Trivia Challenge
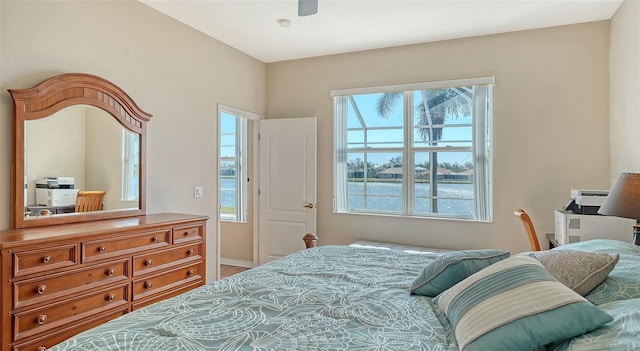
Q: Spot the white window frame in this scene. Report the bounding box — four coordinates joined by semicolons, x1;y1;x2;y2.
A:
218;104;260;223
331;76;494;221
121;130;139;201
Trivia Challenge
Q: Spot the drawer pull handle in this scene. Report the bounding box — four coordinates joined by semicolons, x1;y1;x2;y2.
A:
144;282;153;290
145;259;153;267
42;256;51;263
184;231;190;236
152;236;159;243
36;347;46;351
98;246;106;253
36;314;47;325
106;293;116;302
187;269;195;277
186;248;194;256
106;268;116;277
36;284;48;295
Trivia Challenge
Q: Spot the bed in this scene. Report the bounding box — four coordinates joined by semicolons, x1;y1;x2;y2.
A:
49;239;640;351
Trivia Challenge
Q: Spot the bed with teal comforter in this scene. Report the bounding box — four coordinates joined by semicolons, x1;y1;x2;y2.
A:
50;240;640;351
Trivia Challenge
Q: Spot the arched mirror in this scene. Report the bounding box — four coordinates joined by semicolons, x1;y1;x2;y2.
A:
9;73;152;228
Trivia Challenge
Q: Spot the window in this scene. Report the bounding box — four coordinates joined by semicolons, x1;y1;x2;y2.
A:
121;130;139;201
219;106;250;223
332;77;493;221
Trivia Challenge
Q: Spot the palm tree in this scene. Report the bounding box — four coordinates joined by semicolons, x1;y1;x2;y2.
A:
376;88;471;212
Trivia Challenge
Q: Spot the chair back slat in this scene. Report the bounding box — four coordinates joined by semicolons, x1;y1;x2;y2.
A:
75;191;106;212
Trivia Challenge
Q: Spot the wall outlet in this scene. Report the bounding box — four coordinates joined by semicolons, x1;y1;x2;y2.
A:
194;185;204;198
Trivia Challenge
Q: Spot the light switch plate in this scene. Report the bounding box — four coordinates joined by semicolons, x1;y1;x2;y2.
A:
194;185;204;198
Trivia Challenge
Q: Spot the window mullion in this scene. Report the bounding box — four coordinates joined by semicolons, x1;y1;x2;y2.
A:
412;146;472;153
404;91;414;215
234;116;242;221
238;117;248;222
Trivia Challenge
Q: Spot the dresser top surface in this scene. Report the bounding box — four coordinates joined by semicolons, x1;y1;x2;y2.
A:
0;213;209;248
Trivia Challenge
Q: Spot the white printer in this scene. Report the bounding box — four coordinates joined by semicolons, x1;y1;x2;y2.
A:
35;177;78;206
555;189;635;245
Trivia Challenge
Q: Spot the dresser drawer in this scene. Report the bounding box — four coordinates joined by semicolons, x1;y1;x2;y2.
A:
13;259;129;310
82;229;171;262
172;223;204;244
13;244;78;278
12;308;127;351
13;285;129;341
133;243;202;276
132;281;202;311
133;263;202;301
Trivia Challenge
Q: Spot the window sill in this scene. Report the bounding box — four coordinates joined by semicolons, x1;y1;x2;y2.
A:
332;210;492;223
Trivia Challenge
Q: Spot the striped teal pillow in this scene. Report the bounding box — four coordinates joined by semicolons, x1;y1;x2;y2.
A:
433;255;613;351
410;249;510;297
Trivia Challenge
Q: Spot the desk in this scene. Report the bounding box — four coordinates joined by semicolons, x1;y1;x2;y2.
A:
546;233;559;249
25;204;75;217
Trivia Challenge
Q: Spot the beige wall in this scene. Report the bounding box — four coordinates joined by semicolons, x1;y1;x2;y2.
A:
84;107;131;210
266;21;611;254
25;106;87;204
609;0;640;182
0;0;266;281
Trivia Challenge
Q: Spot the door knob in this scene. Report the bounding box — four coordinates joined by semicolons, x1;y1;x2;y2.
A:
303;203;314;209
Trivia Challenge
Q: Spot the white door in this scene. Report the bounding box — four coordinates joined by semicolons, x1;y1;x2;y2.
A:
258;117;316;264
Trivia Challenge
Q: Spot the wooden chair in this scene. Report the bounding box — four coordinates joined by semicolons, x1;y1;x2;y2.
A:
75;191;106;212
513;208;541;251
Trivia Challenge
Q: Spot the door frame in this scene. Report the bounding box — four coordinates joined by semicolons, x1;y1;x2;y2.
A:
252;119;260;267
216;104;263;278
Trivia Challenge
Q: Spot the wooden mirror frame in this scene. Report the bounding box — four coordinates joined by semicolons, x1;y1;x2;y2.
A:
9;73;152;228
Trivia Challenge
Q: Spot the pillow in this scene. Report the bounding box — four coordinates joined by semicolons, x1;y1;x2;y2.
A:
529;250;619;296
410;249;510;296
433;255;613;351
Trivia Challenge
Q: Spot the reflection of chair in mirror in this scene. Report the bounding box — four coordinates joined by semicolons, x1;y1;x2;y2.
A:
75;191;106;212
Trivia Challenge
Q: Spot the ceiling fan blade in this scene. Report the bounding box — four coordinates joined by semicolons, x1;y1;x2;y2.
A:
298;0;318;16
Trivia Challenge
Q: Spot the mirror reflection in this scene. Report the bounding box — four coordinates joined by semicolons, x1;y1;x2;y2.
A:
24;105;140;218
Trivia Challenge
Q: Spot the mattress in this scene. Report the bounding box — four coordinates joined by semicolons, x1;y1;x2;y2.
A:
50;240;640;351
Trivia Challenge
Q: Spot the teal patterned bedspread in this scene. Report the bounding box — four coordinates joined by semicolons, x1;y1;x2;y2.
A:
51;245;459;351
549;240;640;351
49;240;640;351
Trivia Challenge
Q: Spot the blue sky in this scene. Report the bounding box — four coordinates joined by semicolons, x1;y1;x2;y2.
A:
219;112;236;159
220;92;475;166
347;92;473;166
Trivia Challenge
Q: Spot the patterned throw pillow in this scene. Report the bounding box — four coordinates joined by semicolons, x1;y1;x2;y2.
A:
530;250;619;296
410;249;510;297
433;255;613;351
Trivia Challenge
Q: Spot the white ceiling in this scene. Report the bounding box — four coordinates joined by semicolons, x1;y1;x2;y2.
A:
140;0;623;63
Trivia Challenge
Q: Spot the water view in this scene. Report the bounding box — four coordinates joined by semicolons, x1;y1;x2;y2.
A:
347;181;473;215
220;178;474;216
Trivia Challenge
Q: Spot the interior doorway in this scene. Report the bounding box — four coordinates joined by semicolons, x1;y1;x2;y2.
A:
217;105;261;276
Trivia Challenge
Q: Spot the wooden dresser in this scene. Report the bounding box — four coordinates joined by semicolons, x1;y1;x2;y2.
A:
0;213;208;351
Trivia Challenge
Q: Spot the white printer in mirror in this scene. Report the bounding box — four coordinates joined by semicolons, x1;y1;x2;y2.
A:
35;177;78;207
555;189;635;245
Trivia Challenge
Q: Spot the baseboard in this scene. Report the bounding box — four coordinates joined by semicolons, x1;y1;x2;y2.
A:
220;258;253;268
